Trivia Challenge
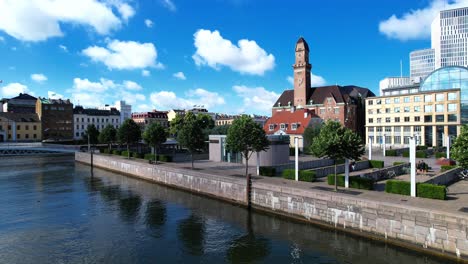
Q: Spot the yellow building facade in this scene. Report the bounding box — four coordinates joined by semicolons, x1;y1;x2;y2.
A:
0;113;42;142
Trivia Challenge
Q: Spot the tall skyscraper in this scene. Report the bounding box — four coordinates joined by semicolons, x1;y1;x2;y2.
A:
409;48;435;83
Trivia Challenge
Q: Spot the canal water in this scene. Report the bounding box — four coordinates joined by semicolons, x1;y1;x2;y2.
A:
0;156;455;264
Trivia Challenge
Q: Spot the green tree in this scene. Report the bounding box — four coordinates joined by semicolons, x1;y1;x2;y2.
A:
226;115;269;208
83;124;100;148
310;120;364;191
169;114;185;137
177;112;206;169
142;122;168;164
117;119;142;159
452;124;468;168
303;124;322;152
99;124;117;152
209;124;230;135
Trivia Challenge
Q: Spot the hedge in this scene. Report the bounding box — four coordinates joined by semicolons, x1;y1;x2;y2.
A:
259;166;276;177
435;152;446;158
385;149;397;156
385;180;446;200
158;155;173;162
121;150;130;157
112;150;122;155
416;151;427;158
327;174;374;190
282;169;316;182
393;161;405;166
402;151;409;157
369;160;384;168
416;145;428;150
144;153;156;160
131;152;143;159
441;165;457;172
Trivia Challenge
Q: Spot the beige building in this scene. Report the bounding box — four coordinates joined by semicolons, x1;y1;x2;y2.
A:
366;89;461;148
0;113;42;142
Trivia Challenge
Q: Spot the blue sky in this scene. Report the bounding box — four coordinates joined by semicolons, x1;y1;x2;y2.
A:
0;0;467;115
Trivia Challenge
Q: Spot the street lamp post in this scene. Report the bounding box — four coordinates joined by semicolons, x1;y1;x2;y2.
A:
294;137;299;181
409;136;416;197
382;133;386;157
368;137;372;160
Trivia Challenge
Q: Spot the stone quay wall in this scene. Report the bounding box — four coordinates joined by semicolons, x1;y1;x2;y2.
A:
75;152;468;260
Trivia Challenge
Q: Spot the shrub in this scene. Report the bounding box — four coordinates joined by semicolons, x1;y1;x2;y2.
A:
441;165;457;172
416;145;428;150
327;174;374;190
112;150;121;155
131;152;143;159
102;149;110;154
416;151;427;158
435;152;446;158
158;155;173;162
393;161;405;166
259;166;276;177
385;180;411;196
121;150;130;157
282;169;316;182
144;153;156;160
385;180;446;200
370;160;384;168
335;159;345;165
402;151;409;157
385;149;397;156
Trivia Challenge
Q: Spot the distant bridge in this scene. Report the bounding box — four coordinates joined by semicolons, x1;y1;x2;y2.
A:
0;142;78;156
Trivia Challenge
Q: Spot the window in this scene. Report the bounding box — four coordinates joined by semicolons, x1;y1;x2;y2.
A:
33;134;37;139
76;132;79;137
404;117;410;122
424;95;432;102
368;118;373;123
394;136;401;144
368;100;373;105
92;118;94;122
394;127;401;132
376;127;382;132
334;108;339;114
377;118;382;123
33;125;37;130
435;104;444;112
8;125;11;130
280;123;286;129
25;134;29;139
25;125;29;130
448;92;457;100
385;98;391;104
436;115;444;122
415;116;421;122
82;125;84;129
291;123;297;130
414;106;421;112
17;125;20;130
395;117;400;122
394;107;400;113
76;117;79;122
436;94;444;102
403;126;411;132
376;99;381;105
368;109;373;114
82;118;84;122
76;125;79;129
448;103;457;112
414;96;421;102
404;97;410;103
414;126;421;132
327;97;332;103
17;134;20;139
404;136;410;144
385;117;390;123
368;127;374;132
385;126;391;132
448;114;457;122
424;105;433;112
87;118;90;122
394;98;400;103
320;108;325;114
424;115;432;122
377;109;381;114
404;107;410;112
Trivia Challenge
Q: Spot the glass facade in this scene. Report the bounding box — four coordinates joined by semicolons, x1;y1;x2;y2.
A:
420;66;468;123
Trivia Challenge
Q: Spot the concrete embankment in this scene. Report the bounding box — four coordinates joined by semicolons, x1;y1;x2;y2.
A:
75;152;468;261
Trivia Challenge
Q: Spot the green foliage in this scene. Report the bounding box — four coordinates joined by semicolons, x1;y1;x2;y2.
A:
402;151;409;157
158;155;172;162
121;150;130;157
385;149;397;156
259;166;276;177
416;145;428;150
282;169;316;182
335;159;345;165
117;119;141;146
142;122;168;162
131;152;143;159
209;124;230;135
169;114;185;136
435;152;446;158
102;149;110;154
303;124;322;150
441;165;457;172
112;150;121;155
452;125;468;168
385;180;446;200
144;153;155;160
416;151;427;158
83;124;100;145
226;115;270;177
393;161;405;166
99;124;117;146
177;112;206;168
326;174;374;190
369;160;384;168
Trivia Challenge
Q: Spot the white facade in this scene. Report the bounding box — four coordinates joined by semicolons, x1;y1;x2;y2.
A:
409;48;435;83
100;101;132;124
74;108;121;140
379;77;411;96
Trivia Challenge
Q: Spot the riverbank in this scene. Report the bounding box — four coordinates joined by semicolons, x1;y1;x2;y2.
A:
75;152;468;261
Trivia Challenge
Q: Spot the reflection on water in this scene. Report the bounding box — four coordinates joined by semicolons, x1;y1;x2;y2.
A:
0;156;457;264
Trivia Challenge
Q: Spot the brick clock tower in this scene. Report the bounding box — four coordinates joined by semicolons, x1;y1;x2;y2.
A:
293;37;312;107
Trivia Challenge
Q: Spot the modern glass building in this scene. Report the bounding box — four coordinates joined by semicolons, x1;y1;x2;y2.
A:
410;48;435;83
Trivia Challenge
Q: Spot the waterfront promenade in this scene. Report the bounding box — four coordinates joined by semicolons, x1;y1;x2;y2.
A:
76;152;468;261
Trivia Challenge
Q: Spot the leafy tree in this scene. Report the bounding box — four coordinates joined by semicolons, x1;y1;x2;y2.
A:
226;115;269;208
177;112;206;169
142;122;168;164
83;124;100;148
209;124;230;135
99;124;117;152
169;114;185;137
303;124;322;151
117;119;141;158
310;120;364;191
452;124;468;168
197;114;214;130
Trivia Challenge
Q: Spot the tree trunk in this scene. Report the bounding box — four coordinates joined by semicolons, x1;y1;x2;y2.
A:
127;143;130;159
191;152;194;169
154;144;158;164
245;152;251;209
334;164;338;191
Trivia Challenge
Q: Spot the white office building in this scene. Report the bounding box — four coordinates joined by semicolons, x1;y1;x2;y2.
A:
379;77;411;95
410;48;435;83
74;106;121;140
100;100;132;124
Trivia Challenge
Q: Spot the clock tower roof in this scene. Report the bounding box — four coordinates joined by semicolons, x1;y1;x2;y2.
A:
296;37;309;51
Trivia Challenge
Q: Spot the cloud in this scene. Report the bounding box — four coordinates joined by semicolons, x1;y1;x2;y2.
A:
31;73;48;83
72;77;114;93
48;90;63;99
142;70;150;77
233;85;279;114
286;73;327;87
82;39;163;70
1;82;30;97
150;88;225;110
123;80;142;90
173;71;186;80
145;19;154;28
379;0;468;41
161;0;176;12
0;0;135;42
59;44;68;52
192;29;275;75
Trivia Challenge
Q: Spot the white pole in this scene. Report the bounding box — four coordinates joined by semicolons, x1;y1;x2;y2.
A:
295;137;299;181
369;138;372;160
345;159;349;188
383;134;386;157
256;151;260;176
447;135;450;159
410;137;416;197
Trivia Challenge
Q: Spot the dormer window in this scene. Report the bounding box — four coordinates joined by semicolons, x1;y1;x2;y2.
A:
309;99;313;105
327;97;332;103
291;123;297;130
269;124;275;131
288;101;291;106
280;123;287;130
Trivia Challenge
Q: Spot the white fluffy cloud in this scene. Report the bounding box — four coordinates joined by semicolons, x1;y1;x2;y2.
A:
59;44;68;52
48;90;64;99
173;71;186;80
82;39;162;70
31;73;48;83
145;19;154;28
142;70;150;77
379;0;468;41
233;85;279;114
150;88;225;110
123;80;142;90
287;73;327;87
1;82;30;97
161;0;176;11
193;29;275;75
0;0;135;42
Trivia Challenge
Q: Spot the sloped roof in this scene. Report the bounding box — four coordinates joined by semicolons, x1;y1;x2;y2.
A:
263;109;320;135
74;106;120;116
297;37;309;51
11;93;37;100
0;112;40;122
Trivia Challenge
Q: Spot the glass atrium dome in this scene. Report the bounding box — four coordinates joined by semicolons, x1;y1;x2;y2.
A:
420;66;468;124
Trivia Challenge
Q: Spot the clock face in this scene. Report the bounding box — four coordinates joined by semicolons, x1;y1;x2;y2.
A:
298;78;303;85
